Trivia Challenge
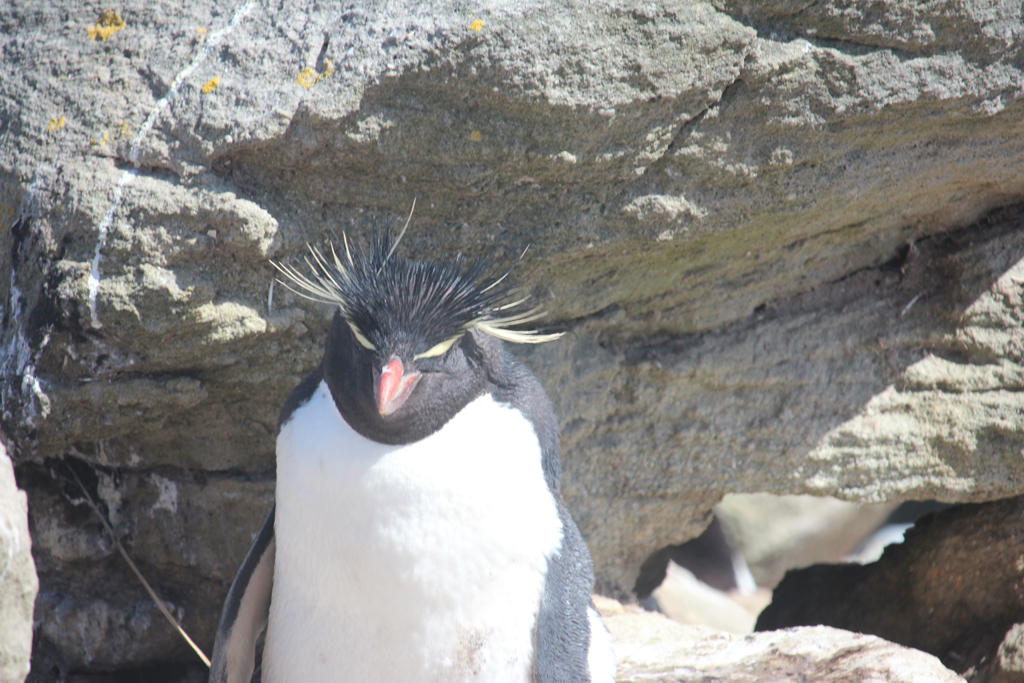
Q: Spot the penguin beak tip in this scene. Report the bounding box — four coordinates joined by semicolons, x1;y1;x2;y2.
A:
376;358;421;415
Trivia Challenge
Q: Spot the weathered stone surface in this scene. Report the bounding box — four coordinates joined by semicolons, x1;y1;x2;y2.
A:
599;598;965;682
756;496;1024;680
0;441;36;683
22;459;272;673
2;0;1024;674
556;216;1024;591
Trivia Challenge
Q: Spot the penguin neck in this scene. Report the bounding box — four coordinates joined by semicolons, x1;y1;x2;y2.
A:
321;315;496;445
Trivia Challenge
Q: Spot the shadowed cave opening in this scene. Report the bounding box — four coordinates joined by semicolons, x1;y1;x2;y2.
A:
635;493;1024;682
633;494;949;633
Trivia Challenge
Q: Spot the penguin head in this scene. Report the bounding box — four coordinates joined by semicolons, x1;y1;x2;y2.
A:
274;228;561;444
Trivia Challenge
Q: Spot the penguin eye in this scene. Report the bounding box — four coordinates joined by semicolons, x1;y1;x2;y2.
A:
413;335;461;360
346;321;376;351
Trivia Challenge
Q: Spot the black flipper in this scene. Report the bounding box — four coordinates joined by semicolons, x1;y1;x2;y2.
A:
209;507;276;683
535;499;595;683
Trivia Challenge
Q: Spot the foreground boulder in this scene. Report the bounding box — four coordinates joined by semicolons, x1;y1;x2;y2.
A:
601;598;964;682
0;442;36;683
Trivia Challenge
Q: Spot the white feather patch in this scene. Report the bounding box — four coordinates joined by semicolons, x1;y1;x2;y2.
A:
264;382;564;683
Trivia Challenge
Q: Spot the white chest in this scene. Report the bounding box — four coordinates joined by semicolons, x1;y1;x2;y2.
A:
263;381;563;683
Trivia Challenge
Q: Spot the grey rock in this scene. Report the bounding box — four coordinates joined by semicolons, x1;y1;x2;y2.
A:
0;441;36;683
2;0;1024;673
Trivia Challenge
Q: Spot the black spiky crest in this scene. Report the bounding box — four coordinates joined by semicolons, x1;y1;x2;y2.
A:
272;228;562;355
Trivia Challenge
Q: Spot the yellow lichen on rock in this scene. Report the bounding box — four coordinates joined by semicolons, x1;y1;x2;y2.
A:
46;116;65;132
201;76;220;94
90;121;131;146
470;19;484;31
295;61;334;90
295;67;317;89
86;9;126;41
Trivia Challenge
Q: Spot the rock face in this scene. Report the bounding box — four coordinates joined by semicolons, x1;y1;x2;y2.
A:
757;496;1024;681
2;0;1024;676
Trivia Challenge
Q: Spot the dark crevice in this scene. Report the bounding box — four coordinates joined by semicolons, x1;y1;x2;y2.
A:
44;456;117;519
799;34;923;61
314;34;330;72
555;304;624;335
639;77;746;186
717;1;996;66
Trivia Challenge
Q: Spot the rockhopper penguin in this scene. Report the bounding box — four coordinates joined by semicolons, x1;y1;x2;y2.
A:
209;230;616;683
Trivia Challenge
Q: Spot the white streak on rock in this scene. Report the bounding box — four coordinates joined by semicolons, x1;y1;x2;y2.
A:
129;0;256;165
96;471;124;526
90;0;257;329
87;170;135;330
2;170;52;423
149;475;178;516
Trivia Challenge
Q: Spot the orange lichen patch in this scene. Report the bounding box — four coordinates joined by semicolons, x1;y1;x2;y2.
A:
90;120;131;146
470;19;484;31
86;9;126;41
469;130;483;142
295;60;334;90
46;116;66;132
201;76;220;94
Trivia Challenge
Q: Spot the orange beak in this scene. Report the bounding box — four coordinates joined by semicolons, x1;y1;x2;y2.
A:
376;357;422;416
